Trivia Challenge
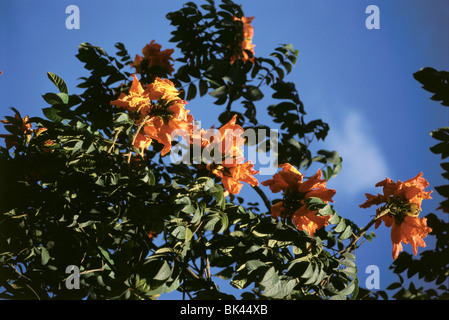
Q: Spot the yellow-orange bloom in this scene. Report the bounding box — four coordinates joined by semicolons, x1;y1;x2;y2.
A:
110;76;193;157
211;114;245;162
110;75;150;114
131;40;175;75
142;99;193;156
190;115;258;195
144;77;180;102
262;164;336;237
359;173;433;259
360;173;432;211
209;161;259;195
134;132;152;151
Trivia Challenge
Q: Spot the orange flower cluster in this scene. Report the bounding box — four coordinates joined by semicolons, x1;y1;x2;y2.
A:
231;16;255;64
110;75;193;156
110;75;259;195
131;40;175;75
262;164;336;237
360;173;433;260
196;114;259;195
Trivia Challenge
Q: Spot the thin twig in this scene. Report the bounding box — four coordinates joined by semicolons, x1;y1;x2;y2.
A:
79;261;105;275
186;267;201;280
205;255;212;282
8;263;42;300
107;127;123;153
338;207;390;256
252;185;272;213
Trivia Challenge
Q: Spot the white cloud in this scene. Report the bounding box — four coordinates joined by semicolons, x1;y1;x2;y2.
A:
325;110;390;196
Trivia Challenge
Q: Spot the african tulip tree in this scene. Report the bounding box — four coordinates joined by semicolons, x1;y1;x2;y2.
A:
0;0;447;301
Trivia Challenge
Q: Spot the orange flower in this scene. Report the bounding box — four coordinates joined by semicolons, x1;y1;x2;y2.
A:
205;114;245;162
190;115;258;195
231;16;255;64
148;230;158;240
209;161;259;195
131;55;144;73
359;173;433;259
141;99;193;156
191;127;212;149
134;132;152;151
360;173;432;211
143;40;175;75
262;164;336;236
110;76;192;157
144;77;180;102
131;40;175;75
110;75;150;114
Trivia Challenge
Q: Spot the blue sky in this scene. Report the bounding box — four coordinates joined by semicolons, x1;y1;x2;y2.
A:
1;0;448;299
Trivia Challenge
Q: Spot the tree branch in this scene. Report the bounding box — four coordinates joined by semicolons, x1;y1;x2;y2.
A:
252;185;272;213
107;127;123;153
338;207;390;256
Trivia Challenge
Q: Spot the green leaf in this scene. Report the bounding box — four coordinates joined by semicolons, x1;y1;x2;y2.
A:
340;259;356;268
339;225;353;240
203;215;221;231
342;252;356;261
435;185;449;197
260;267;279;288
42;92;68;105
430;127;449;141
333;280;356;296
341;266;357;278
41;247;50;265
154;261;172;281
386;282;402;290
47;72;68;94
328;213;340;225
430;141;449;158
263;278;296;299
243;86;264;101
243;260;267;274
175;196;195;213
304;265;320;285
209;85;227;99
300;262;314;279
186;83;197;100
114;112;131;125
172;226;192;243
334;218;346;233
42;107;64;122
282;61;293;74
199;79;208;97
